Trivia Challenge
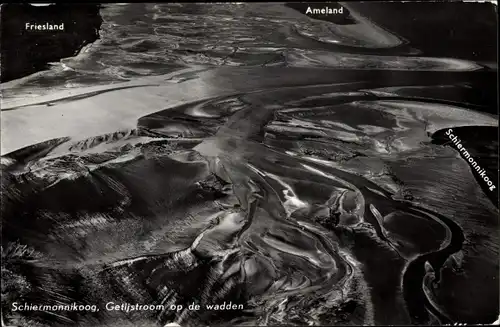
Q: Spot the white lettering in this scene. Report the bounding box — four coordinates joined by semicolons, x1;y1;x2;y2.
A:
305;6;344;15
447;129;496;192
25;22;64;31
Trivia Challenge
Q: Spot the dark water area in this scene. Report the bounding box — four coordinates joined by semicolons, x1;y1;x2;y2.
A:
346;2;498;62
1;2;498;327
0;4;102;83
402;206;465;325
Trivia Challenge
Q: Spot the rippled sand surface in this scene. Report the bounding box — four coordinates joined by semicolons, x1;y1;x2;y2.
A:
1;3;498;326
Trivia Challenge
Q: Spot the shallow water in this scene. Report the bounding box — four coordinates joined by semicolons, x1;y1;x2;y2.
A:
1;3;498;326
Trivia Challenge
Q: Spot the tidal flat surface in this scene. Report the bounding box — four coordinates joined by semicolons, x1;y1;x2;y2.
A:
1;3;498;326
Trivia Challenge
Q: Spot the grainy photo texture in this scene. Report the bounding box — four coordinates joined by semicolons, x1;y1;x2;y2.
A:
0;2;498;327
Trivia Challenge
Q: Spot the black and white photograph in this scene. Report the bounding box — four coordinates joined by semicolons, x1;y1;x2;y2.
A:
0;2;498;326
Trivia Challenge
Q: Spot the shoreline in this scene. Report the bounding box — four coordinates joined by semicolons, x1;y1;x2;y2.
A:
0;3;102;83
446;128;496;192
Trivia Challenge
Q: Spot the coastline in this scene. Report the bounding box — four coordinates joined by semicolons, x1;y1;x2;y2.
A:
0;3;102;83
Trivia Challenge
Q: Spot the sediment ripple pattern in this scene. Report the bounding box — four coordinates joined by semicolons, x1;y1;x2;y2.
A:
1;3;498;327
2;80;498;326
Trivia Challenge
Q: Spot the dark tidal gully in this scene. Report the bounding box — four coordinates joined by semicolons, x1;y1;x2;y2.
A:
0;2;498;327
